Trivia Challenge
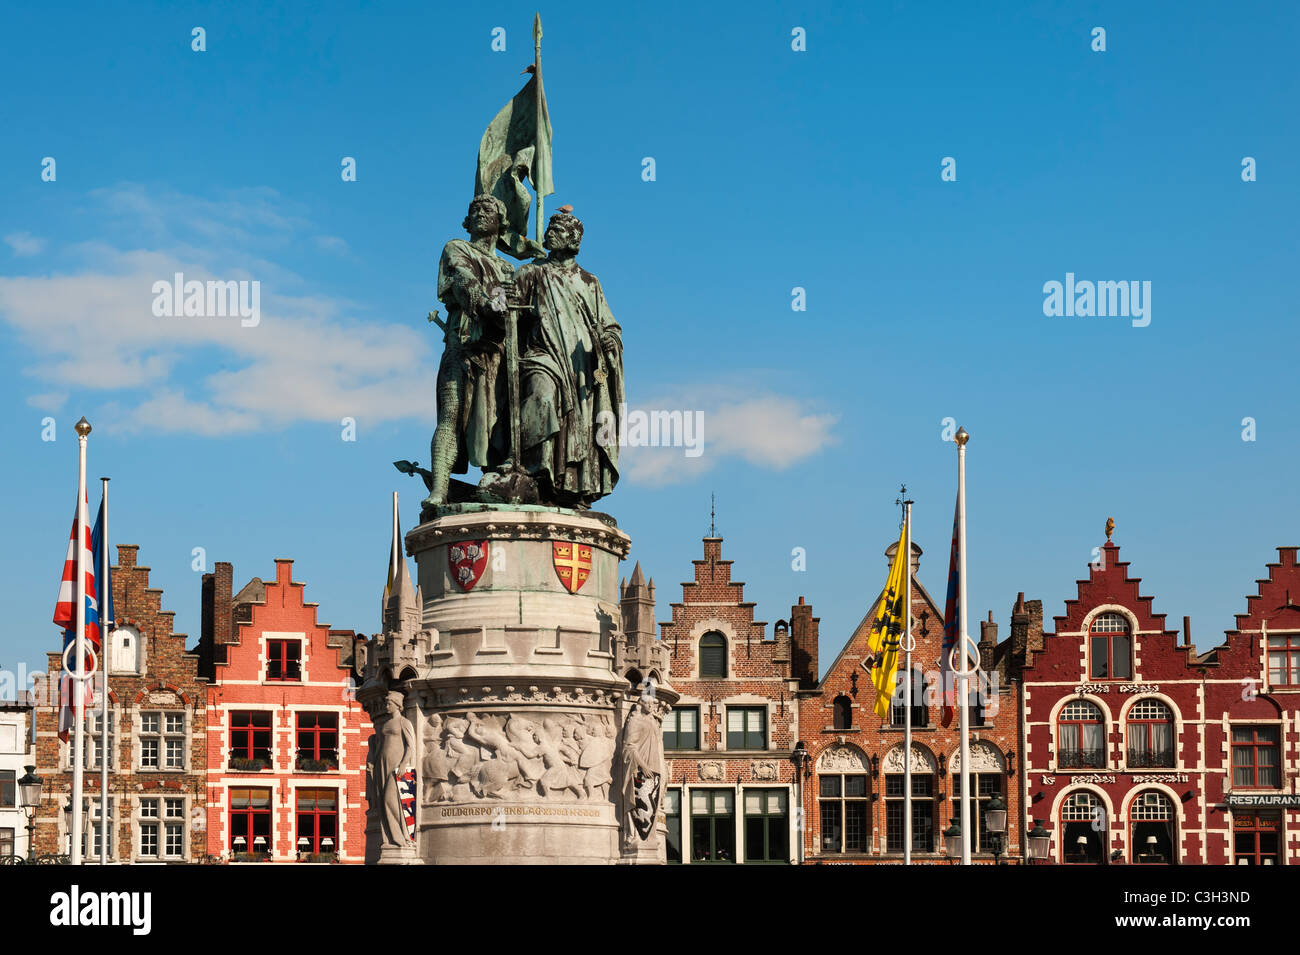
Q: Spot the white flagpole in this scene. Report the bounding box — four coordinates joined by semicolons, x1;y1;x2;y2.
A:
955;427;972;866
99;476;110;865
71;417;91;865
903;497;913;865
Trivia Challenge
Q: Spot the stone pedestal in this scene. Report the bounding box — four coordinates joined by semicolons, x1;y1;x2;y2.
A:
366;504;674;865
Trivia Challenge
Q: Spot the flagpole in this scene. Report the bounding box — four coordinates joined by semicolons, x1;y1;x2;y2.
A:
955;427;972;866
532;12;544;243
903;496;913;866
71;417;91;865
99;476;110;865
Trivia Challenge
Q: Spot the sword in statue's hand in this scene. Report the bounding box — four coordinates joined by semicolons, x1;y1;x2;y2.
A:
493;278;530;472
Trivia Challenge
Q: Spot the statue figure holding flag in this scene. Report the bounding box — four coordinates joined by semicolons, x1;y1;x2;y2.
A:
414;13;624;511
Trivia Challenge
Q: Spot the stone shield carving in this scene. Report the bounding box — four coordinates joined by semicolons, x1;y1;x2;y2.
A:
448;541;489;591
698;760;724;781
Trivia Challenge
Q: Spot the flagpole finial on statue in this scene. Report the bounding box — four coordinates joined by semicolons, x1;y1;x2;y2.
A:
75;416;92;437
954;426;969;447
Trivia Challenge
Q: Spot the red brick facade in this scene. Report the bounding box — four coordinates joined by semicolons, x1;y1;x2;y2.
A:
199;559;370;863
1020;540;1300;865
654;537;802;864
32;545;208;861
798;542;1022;863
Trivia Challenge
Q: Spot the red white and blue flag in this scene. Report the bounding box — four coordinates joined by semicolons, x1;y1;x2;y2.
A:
396;769;417;842
53;491;101;741
940;500;960;728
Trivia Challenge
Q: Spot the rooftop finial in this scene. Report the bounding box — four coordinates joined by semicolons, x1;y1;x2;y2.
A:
710;492;716;537
1105;517;1115;542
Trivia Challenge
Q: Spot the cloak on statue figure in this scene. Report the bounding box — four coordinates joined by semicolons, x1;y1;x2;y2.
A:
513;211;623;508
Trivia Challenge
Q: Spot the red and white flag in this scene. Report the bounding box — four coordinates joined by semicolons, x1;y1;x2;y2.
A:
53;492;100;741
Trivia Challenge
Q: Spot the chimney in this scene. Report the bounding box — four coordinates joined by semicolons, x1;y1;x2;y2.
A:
790;596;820;689
979;610;998;672
199;562;234;681
1011;593;1029;656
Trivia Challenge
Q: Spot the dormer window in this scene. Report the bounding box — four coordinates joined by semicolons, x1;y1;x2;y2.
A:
267;639;302;681
1089;613;1132;680
111;626;143;675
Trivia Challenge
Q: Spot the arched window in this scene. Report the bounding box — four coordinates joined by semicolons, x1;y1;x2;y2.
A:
1060;790;1105;864
1126;699;1174;768
889;669;928;728
1058;700;1105;769
699;632;727;678
1130;791;1176;864
832;695;852;730
883;744;937;853
1089;612;1132;680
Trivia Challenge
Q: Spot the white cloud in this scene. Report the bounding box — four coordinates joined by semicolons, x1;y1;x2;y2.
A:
617;388;838;486
4;232;46;256
25;391;68;412
0;186;437;436
314;235;350;255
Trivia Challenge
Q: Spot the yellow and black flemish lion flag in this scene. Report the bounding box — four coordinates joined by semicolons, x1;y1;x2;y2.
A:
867;527;909;719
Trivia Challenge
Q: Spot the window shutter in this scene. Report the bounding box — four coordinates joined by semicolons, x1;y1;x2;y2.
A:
701;638;725;677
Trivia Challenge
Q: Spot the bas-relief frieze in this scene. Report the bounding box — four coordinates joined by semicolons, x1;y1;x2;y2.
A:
421;710;616;804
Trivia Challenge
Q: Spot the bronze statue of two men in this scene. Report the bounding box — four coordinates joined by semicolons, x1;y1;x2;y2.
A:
426;195;624;511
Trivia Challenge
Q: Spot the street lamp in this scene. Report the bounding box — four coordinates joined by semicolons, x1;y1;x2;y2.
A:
1027;819;1051;864
943;818;962;861
17;766;42;862
984;794;1007;865
63;797;73;856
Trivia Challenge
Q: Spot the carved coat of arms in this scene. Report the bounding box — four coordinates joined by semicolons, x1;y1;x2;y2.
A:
448;541;489;591
552;541;592;594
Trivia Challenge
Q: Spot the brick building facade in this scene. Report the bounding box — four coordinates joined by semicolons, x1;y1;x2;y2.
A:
199;559;369;863
1019;538;1300;865
644;537;806;864
797;541;1023;863
0;695;35;859
32;545;208;862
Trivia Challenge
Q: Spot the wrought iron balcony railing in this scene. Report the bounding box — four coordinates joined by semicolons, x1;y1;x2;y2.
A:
1057;748;1106;769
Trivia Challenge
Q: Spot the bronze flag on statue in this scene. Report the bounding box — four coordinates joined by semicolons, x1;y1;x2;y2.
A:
475;70;554;259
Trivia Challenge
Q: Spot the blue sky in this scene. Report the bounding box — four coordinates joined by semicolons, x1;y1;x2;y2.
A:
1;1;1297;681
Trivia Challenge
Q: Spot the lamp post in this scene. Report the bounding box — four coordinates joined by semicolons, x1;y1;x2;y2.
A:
943;818;962;862
1027;819;1052;864
17;766;42;862
63;797;74;856
791;741;810;865
984;794;1007;864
